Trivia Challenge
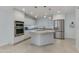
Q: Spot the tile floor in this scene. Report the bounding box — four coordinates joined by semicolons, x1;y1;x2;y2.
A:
0;39;78;53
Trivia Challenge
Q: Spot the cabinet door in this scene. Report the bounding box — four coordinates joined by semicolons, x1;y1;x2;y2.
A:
24;31;30;39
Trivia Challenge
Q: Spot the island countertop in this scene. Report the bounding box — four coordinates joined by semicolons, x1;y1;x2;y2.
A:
26;30;55;34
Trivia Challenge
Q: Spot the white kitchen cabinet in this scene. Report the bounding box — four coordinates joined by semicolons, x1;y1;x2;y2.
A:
14;10;25;21
14;35;25;43
24;31;30;39
29;30;55;46
13;9;35;44
13;10;26;44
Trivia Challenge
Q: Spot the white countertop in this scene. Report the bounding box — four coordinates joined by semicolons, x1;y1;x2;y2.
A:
26;30;55;34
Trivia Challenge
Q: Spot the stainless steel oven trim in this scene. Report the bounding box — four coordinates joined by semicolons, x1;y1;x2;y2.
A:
14;20;24;37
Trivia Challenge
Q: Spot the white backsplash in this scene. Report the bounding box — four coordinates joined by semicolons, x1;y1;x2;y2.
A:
35;18;54;29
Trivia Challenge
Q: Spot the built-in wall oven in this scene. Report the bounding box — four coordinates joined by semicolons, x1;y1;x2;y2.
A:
15;21;24;37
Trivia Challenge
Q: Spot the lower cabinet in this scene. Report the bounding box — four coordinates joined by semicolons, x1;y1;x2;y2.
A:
14;32;30;44
14;35;25;43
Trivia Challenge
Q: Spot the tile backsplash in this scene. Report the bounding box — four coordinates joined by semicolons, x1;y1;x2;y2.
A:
35;18;54;29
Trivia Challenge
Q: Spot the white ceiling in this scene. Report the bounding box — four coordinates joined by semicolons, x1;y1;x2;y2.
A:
14;6;75;18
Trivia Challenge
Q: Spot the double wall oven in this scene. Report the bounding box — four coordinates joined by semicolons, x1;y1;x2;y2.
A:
15;21;24;37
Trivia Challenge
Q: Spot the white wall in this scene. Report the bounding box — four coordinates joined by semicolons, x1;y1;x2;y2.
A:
65;13;75;39
75;8;79;48
0;7;14;46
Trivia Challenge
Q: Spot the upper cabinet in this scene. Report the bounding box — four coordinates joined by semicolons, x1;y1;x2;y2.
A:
24;17;35;26
14;10;25;21
53;14;65;20
13;9;35;26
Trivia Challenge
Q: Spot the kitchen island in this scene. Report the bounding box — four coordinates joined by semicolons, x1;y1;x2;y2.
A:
28;30;55;46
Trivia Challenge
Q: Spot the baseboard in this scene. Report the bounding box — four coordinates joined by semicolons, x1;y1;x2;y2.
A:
0;42;9;47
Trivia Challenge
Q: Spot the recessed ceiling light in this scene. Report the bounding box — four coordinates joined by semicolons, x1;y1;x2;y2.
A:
22;8;25;12
35;16;38;18
44;16;46;18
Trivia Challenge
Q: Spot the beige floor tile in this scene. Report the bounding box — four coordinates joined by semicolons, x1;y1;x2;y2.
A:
0;39;78;53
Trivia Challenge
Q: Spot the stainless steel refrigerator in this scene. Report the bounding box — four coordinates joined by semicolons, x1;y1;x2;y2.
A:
53;19;64;39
